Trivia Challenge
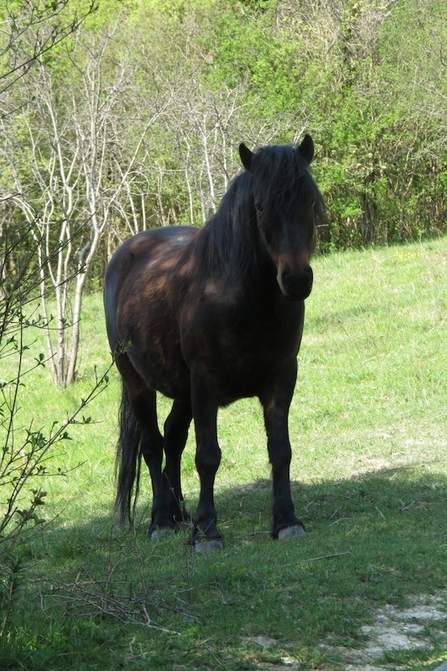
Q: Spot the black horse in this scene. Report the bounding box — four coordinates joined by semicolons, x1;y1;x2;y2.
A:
104;135;324;551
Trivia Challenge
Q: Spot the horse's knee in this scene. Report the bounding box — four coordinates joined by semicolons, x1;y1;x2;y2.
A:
268;438;292;469
195;444;221;476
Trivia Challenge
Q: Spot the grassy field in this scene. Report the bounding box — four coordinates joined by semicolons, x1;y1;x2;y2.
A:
2;238;447;670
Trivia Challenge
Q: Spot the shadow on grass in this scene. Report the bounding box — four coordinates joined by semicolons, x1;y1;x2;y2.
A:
4;465;447;670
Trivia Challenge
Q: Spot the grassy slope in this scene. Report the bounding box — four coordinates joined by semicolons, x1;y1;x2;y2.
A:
2;238;447;670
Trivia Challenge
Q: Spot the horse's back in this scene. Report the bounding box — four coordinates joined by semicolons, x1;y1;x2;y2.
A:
106;227;196;279
104;227;196;325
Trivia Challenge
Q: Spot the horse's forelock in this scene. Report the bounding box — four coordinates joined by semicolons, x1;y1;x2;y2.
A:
251;144;322;216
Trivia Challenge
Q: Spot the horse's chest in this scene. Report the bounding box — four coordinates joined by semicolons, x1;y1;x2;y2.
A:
222;323;295;370
185;304;303;399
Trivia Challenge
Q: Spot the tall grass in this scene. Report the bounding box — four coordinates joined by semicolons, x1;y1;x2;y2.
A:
1;238;446;670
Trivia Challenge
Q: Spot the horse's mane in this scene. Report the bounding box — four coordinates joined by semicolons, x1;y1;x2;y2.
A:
193;169;255;280
193;144;325;281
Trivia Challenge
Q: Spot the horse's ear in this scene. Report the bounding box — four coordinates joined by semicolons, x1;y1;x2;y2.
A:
297;134;314;164
239;143;253;171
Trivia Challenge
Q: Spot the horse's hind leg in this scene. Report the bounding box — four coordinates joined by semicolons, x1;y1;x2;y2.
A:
136;393;192;536
163;400;192;528
118;364;178;536
125;384;173;536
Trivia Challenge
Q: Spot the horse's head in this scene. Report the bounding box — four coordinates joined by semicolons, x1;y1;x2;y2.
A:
239;135;323;301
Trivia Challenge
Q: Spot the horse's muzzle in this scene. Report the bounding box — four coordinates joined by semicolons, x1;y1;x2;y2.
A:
279;265;313;301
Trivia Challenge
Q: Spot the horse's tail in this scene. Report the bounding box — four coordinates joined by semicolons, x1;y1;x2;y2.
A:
115;382;142;526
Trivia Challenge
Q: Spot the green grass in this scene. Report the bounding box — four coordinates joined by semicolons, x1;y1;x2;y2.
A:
2;238;447;670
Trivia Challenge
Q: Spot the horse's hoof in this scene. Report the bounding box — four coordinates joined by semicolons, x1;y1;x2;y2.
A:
150;527;175;540
278;525;306;540
194;539;224;553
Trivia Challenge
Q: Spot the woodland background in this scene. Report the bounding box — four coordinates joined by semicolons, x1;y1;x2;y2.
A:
1;0;446;387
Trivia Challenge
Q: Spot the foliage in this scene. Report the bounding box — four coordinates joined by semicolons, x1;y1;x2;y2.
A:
0;0;99;95
0;221;111;637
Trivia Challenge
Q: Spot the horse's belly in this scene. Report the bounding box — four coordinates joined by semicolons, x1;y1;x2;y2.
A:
126;327;192;401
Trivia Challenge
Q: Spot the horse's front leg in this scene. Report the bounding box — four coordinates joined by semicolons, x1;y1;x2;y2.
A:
260;363;306;539
190;370;223;551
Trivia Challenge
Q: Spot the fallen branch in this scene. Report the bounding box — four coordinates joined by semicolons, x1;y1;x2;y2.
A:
306;550;352;562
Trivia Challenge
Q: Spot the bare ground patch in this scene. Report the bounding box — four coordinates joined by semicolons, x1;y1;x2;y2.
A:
324;591;447;670
244;592;447;670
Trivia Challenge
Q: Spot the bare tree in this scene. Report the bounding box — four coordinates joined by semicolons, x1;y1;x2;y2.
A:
1;22;167;386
